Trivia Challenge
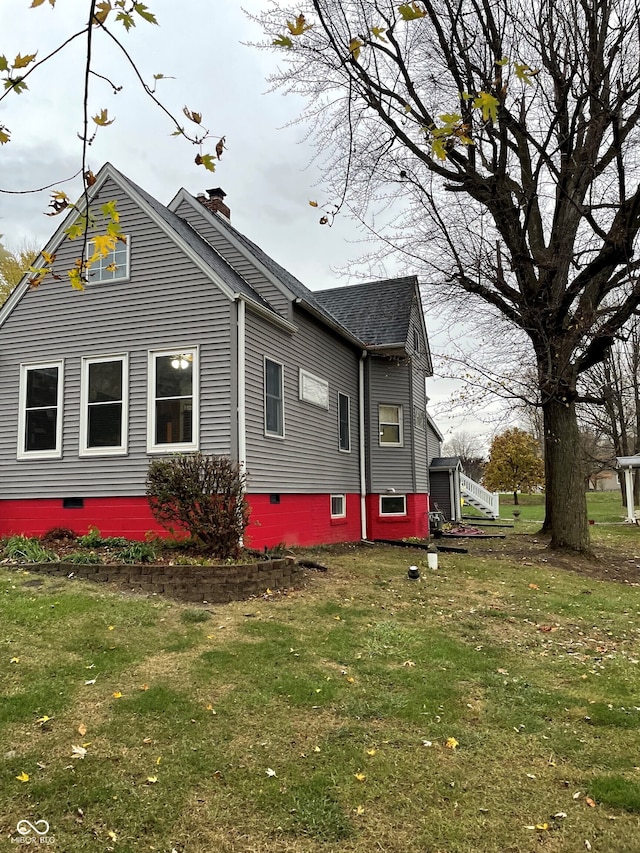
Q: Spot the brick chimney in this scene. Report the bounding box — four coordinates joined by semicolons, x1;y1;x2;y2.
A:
197;187;230;220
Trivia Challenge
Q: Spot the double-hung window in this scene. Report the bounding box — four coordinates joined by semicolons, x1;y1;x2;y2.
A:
148;348;198;452
87;236;129;283
264;358;284;437
80;355;128;455
18;361;63;459
338;392;351;452
379;404;403;446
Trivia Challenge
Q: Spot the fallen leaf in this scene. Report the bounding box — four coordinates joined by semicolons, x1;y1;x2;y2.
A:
497;668;509;675
366;748;377;756
146;776;158;784
140;684;149;691
585;796;596;808
16;771;29;782
85;679;97;686
535;823;549;830
585;841;592;851
529;583;539;590
313;746;321;753
354;772;366;781
354;805;365;815
112;692;123;699
266;768;277;777
36;715;52;724
107;830;117;841
10;656;20;664
108;625;115;631
77;723;87;736
445;737;459;750
142;737;153;745
402;660;416;667
422;740;433;747
71;745;87;758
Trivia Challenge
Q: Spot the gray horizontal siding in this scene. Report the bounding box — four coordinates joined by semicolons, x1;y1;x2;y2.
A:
367;356;414;493
244;305;361;493
0;176;235;499
174;199;292;319
409;298;430;492
426;421;442;467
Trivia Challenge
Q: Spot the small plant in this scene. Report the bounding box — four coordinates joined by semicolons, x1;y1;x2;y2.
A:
41;527;77;543
3;535;56;563
146;453;250;559
112;542;157;564
65;551;103;564
77;526;103;548
180;608;211;624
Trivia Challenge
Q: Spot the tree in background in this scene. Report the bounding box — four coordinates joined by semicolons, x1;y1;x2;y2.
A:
260;0;640;554
0;239;39;305
483;428;544;506
442;430;485;484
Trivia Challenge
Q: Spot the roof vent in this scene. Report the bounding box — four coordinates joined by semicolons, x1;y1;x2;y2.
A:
197;187;230;220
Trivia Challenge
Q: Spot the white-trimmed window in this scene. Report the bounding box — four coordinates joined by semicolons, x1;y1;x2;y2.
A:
18;361;63;459
338;392;351;452
331;494;346;518
80;355;128;455
87;236;130;283
414;406;425;431
265;358;284;437
299;368;329;409
380;494;407;515
148;348;198;452
379;404;403;446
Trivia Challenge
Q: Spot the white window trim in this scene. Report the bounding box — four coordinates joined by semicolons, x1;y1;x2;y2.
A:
299;368;329;410
264;356;285;438
379;404;403;447
338;392;351;453
86;235;131;283
18;360;64;460
379;494;407;516
79;354;129;457
147;347;199;453
330;494;346;519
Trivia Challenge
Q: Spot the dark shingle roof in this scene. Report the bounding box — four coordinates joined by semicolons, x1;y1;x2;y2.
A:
118;169;274;311
314;277;418;347
430;457;462;470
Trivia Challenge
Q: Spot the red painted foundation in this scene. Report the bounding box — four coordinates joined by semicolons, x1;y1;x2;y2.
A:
366;492;429;541
0;492;429;548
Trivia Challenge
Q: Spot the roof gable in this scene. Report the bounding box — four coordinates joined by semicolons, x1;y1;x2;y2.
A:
315;277;419;348
0;163;281;329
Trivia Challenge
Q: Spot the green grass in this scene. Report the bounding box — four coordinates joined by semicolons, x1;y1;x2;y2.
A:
2;526;640;851
498;489;628;525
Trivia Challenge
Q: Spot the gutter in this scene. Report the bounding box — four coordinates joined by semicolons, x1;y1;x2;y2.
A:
359;351;368;541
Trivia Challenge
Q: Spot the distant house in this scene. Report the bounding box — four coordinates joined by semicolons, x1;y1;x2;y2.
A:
0;163;452;547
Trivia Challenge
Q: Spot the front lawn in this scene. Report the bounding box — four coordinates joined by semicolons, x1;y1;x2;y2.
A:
2;527;640;851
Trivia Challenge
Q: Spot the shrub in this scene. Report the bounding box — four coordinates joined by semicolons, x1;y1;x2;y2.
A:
146;453;250;559
77;526;103;548
3;535;56;563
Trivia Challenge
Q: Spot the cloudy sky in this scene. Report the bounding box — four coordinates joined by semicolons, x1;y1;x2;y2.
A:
0;0;500;443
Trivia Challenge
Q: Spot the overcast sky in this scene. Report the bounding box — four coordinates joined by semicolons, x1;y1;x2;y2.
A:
0;0;503;444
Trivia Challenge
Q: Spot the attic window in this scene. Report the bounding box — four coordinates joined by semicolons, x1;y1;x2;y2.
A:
86;237;129;282
413;329;420;352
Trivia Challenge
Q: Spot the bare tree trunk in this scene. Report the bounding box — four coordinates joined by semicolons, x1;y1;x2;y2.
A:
543;398;590;553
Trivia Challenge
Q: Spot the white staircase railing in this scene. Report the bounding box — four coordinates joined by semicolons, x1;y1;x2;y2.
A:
460;473;500;518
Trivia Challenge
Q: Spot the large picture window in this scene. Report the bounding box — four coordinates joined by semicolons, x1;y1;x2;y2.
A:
18;361;63;459
264;358;284;437
379;404;403;446
338;392;351;452
148;348;198;452
87;236;129;282
80;355;128;455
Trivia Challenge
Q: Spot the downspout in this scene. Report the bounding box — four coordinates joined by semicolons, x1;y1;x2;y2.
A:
237;298;247;475
359;351;368;541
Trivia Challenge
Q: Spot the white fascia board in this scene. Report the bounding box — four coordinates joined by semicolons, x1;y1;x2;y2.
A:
238;294;297;333
617;456;640;468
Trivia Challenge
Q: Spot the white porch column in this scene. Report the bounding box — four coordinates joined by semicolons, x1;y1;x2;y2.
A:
624;467;636;523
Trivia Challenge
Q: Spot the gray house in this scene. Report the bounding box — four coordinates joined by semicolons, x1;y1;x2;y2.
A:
0;163;441;547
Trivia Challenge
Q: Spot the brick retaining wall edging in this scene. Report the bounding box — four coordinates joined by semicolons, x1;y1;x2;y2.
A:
10;557;305;603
